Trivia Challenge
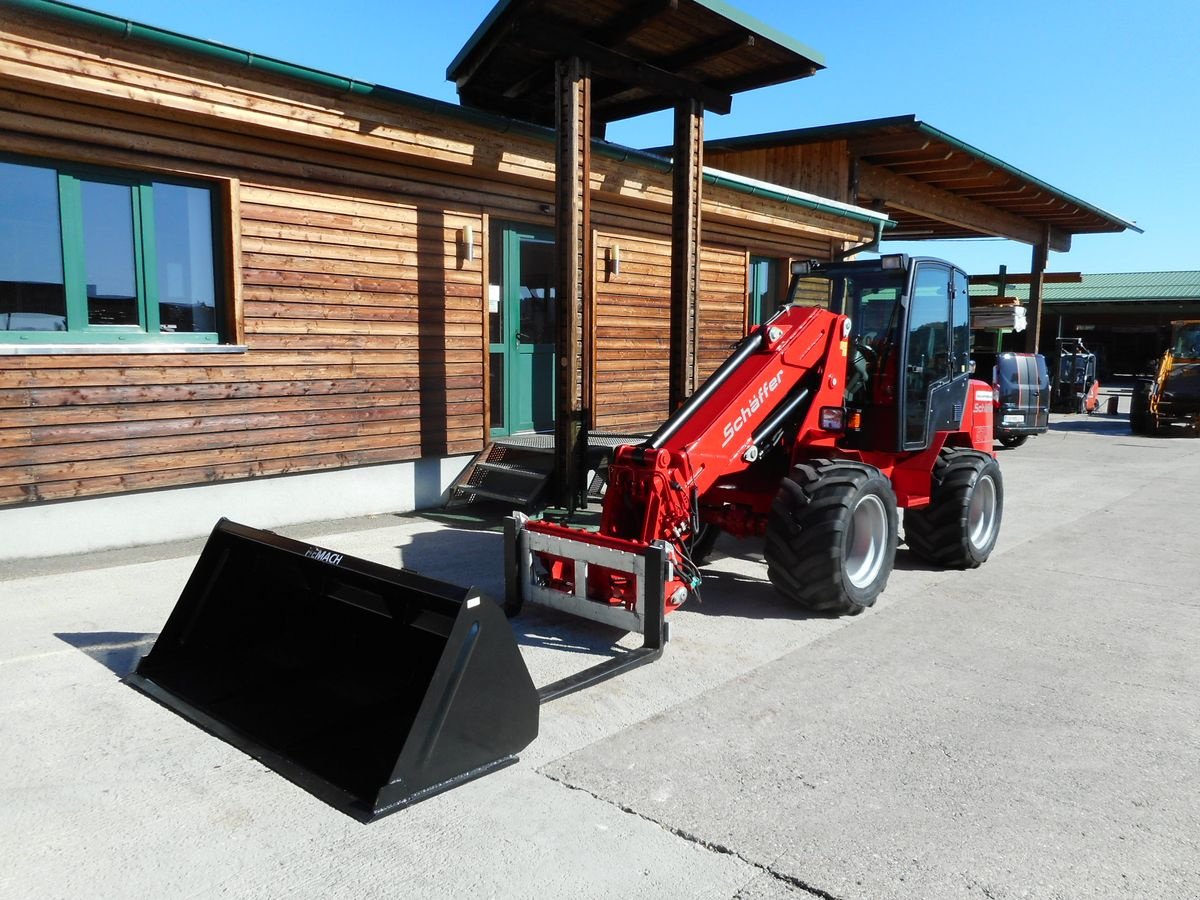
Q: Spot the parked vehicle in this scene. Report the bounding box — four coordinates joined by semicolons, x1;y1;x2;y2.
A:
1051;337;1100;414
1131;320;1200;435
974;350;1049;448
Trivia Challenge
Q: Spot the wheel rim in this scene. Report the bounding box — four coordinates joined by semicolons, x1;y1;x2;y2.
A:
845;493;888;589
968;474;998;549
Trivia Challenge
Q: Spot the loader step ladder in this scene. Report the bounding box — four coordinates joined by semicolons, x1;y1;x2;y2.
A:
446;433;648;511
446;436;556;511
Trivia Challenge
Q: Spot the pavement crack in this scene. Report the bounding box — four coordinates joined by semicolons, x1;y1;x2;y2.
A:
540;771;845;900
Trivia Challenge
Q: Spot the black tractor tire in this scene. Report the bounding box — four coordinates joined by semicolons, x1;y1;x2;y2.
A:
998;434;1028;449
904;448;1003;569
689;523;721;566
764;459;898;617
1128;386;1156;434
1129;386;1151;435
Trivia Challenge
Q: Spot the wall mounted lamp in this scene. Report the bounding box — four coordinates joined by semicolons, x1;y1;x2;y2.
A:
608;244;621;277
461;225;475;263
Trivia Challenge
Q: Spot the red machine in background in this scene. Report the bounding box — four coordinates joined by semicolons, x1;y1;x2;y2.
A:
507;255;1002;686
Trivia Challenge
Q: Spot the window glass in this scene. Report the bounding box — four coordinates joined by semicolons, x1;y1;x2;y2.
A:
1174;324;1200;358
517;238;556;345
905;265;951;444
951;269;970;376
154;182;217;333
0;155;223;344
487;226;503;346
748;256;779;326
489;353;505;430
0;160;66;331
81;179;139;325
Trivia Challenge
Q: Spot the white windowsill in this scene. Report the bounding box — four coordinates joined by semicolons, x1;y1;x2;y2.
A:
0;344;249;355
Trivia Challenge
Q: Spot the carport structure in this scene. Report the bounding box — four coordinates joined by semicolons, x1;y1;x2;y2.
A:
702;115;1142;351
449;0;828;508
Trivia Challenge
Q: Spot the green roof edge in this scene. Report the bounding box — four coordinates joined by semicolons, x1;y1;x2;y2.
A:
6;0;880;229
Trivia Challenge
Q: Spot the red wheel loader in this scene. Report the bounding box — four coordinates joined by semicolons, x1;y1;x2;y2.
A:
506;254;1002;683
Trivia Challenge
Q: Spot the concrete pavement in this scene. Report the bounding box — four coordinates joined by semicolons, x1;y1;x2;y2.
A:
1;400;1197;899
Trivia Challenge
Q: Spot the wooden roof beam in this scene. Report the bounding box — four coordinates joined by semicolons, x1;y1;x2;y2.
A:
512;21;733;113
593;0;678;47
589;31;755;105
859;163;1071;251
848;134;936;157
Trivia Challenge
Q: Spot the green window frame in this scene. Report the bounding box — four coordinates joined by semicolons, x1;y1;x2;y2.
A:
0;154;225;345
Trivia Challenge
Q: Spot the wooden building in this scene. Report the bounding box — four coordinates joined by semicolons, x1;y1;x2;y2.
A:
0;0;888;557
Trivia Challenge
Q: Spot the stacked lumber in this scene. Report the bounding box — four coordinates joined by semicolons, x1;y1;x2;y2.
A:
970;296;1026;332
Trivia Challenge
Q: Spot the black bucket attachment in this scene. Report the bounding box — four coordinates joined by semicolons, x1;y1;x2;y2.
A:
127;519;539;822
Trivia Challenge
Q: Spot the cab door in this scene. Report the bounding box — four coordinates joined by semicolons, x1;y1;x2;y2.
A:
902;262;970;449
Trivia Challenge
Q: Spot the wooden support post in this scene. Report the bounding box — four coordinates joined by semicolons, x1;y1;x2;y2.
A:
995;264;1006;352
669;97;704;411
553;57;592;511
1024;226;1050;354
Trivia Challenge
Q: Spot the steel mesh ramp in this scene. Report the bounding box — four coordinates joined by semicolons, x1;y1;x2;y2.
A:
446;433;648;512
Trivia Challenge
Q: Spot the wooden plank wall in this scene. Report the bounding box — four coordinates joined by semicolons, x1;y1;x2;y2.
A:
0;11;863;506
592;229;671;433
707;142;851;204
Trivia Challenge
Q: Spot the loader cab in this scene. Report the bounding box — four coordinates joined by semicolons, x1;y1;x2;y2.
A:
793;255;971;452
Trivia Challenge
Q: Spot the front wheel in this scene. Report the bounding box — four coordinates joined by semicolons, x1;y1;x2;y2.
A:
904;448;1003;569
764;460;898;616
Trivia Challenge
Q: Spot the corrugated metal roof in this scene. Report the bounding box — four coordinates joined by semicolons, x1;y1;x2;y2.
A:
969;272;1200;303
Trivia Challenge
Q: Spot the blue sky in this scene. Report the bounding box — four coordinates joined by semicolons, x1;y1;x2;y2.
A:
80;0;1200;276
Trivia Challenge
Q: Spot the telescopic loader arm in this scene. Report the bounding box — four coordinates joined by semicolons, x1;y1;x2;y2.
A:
506;303;851;635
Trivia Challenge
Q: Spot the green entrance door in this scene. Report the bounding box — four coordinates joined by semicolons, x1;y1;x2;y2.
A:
489;224;557;436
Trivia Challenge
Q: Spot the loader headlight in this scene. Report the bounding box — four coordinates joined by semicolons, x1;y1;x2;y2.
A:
819;406;845;431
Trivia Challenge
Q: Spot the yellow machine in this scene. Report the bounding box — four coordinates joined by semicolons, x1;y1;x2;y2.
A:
1130;321;1200;435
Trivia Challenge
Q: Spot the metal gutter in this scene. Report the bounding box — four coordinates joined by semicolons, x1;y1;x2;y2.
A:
6;0;884;230
592;145;892;228
703;166;894;229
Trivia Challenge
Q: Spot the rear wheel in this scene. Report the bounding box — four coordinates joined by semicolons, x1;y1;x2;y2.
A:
764;460;898;616
998;434;1028;449
1130;386;1151;434
904;448;1003;569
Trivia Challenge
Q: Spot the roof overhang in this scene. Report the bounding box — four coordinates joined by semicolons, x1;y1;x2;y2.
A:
701;115;1142;252
447;0;825;126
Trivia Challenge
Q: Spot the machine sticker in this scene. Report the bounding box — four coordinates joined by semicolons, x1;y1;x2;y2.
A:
721;369;786;448
304;547;344;566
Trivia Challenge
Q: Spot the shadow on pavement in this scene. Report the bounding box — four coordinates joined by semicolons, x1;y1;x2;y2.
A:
1047;416;1131;436
54;632;156;678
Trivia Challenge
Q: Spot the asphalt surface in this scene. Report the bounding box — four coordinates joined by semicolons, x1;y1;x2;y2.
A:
2;398;1197;899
